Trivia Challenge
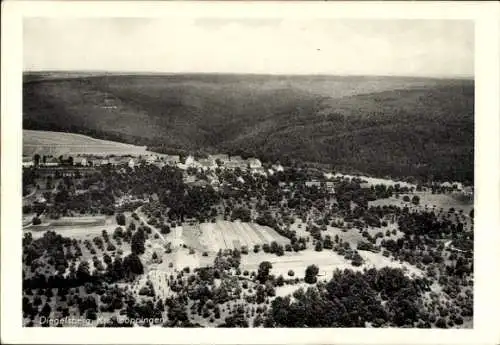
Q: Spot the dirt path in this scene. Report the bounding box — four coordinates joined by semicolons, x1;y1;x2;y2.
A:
135;206;167;243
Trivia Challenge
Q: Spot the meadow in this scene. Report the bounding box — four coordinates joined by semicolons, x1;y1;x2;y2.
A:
23;130;149;157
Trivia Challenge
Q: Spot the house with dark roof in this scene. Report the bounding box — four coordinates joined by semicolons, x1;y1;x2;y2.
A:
247;158;262;169
22;156;34;168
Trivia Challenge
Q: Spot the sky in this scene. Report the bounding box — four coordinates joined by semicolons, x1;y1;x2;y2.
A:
23;18;474;77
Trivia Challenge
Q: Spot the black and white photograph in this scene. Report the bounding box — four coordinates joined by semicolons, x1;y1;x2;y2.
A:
2;1;500;344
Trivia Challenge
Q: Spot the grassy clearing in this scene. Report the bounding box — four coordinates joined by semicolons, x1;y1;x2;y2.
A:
369;191;473;217
23;129;149;156
182;221;289;253
240;249;422;280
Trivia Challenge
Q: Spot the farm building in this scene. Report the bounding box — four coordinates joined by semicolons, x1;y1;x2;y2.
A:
225;156;247;169
209;154;229;164
324;172;334;180
108;157;122;166
305;180;321;188
145;155;158;164
185;155;196;167
209;177;221;188
251;167;267;176
89;158;101;167
73;157;87;166
272;163;284;172
248;158;262;169
326;181;335;193
128;158;136;169
462;186;474;197
22;156;34;168
42;157;59;167
165;155;180;165
199;158;217;171
440;182;453;189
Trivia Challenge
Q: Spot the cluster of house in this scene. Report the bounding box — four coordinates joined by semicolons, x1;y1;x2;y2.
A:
181;154;269;172
22;154;160;169
22;152;287;176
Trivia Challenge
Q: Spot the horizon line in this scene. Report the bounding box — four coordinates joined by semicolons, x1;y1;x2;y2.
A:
23;69;474;80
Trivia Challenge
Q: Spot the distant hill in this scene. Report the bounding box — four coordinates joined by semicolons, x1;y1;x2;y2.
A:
23;72;474;182
23;129;149;157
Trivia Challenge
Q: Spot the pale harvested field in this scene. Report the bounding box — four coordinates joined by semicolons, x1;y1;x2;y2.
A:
182;221;289;253
325;223;404;246
332;173;416;189
416;192;473;215
26;216;112;240
326;226;365;244
369;191;473;215
49;216;107;227
275;282;310;297
241;250;355;279
131;269;174;301
240;249;422;280
23;129;149;156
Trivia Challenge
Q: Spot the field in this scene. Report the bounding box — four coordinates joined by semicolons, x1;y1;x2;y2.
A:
23;73;474;182
240;249;423;281
369;191;474;215
181;221;289;253
332;173;417;188
23;129;149;156
26;215;111;240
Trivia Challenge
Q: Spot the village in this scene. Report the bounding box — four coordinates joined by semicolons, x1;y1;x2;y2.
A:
22;152;277;173
21;146;475;328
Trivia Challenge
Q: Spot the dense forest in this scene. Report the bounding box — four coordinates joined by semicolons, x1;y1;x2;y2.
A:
23;73;474;183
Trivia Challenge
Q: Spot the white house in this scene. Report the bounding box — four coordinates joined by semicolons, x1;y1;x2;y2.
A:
185;155;196;167
128;158;135;169
248;158;262;169
225;156;247;169
166;155;180;165
145;155;158;164
22;156;34;168
73;157;87;166
440;182;453;189
272;164;284;172
43;157;59;167
305;180;321;188
199;158;217;171
326;181;335;193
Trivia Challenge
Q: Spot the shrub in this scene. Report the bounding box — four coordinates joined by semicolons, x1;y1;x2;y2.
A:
304;265;319;284
287;270;295;277
435;318;447;328
116;213;126;226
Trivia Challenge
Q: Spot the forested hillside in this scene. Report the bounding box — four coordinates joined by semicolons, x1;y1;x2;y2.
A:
23;73;474;183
